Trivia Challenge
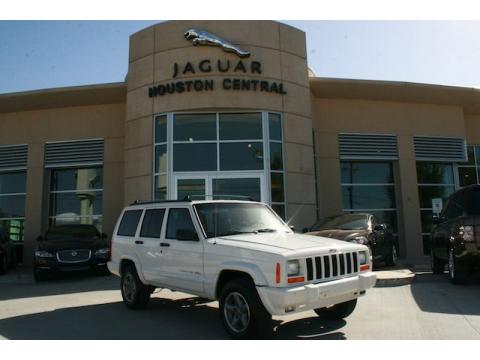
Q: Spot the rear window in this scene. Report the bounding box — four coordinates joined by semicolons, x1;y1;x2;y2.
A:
117;210;143;237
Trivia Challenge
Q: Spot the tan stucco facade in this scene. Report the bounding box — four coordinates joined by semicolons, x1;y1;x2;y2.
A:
1;20;480;267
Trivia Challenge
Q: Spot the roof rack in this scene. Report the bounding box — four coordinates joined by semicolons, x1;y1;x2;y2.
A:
129;198;192;206
129;194;258;206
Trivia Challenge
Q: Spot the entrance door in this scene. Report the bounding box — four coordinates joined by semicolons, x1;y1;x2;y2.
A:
173;174;265;202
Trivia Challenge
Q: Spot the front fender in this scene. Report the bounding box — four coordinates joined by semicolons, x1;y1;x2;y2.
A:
215;260;270;287
119;255;148;285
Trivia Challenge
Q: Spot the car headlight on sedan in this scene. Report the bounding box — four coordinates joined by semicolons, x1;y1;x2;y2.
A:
350;236;368;245
35;250;55;258
287;259;300;276
459;226;474;242
94;248;109;256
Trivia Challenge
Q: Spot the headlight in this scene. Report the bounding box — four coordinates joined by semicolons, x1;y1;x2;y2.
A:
351;236;368;245
95;248;109;256
460;226;474;242
359;251;368;265
35;250;55;258
287;260;300;276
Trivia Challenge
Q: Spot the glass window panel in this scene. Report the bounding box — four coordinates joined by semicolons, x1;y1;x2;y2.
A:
271;173;285;202
460;145;476;165
173;113;216;141
345;209;398;234
173;143;217;172
51;167;103;192
418;186;455;209
0;219;24;242
476;146;480;166
140;209;165;238
117;210;143;236
219;113;262;140
154;175;167;201
269;113;282;141
0;195;26;218
342;185;396;209
341;162;393;184
177;179;205;200
155;115;167;143
220;142;263;171
416;163;454;184
270;142;283;171
458;167;478;187
271;204;285;220
166;208;197;240
50;216;103;232
212;178;261;201
49;191;102;217
0;172;26;194
154;145;167;173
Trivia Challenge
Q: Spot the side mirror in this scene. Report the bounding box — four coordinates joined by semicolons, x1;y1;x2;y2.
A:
36;235;43;241
432;215;440;225
176;229;198;241
373;224;385;232
289;225;295;232
101;233;108;239
302;227;309;233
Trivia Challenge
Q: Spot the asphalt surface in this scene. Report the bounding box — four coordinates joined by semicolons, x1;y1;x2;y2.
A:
1;269;480;339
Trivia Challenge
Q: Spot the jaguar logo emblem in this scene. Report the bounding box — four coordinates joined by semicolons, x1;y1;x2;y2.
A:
71;251;77;257
184;29;250;58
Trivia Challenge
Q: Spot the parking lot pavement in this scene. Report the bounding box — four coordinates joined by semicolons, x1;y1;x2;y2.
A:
1;270;480;340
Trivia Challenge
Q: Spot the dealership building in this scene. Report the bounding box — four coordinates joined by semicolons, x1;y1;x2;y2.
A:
1;20;479;266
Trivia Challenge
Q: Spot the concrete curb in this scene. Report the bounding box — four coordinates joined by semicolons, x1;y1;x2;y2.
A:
374;268;416;287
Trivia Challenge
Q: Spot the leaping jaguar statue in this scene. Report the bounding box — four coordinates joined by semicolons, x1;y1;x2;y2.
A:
184;29;250;58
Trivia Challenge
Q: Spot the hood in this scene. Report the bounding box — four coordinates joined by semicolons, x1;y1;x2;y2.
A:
306;229;369;242
213;232;365;255
38;237;107;252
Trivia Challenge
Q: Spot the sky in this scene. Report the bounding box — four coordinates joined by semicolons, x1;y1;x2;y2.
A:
0;20;480;94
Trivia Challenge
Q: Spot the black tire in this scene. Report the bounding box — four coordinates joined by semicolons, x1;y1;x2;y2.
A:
385;244;398;267
0;254;7;275
314;299;357;320
219;277;272;339
430;250;445;275
120;264;150;309
448;248;469;285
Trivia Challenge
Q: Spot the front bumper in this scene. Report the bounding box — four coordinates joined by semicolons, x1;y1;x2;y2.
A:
34;256;109;273
257;272;377;316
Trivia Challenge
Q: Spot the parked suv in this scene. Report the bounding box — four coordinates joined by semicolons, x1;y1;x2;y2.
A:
305;213;398;267
431;185;480;284
34;224;110;281
108;200;376;339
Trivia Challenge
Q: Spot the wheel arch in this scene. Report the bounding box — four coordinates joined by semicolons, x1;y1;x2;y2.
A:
214;263;268;299
119;256;147;284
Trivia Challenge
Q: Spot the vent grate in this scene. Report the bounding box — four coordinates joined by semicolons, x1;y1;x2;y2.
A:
45;139;104;168
0;144;28;171
414;136;466;162
339;133;398;160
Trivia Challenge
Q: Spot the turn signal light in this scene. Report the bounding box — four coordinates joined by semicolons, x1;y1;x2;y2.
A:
360;264;370;272
275;263;281;284
287;276;305;284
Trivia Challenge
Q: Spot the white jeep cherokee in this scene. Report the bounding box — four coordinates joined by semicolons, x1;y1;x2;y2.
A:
108;200;376;339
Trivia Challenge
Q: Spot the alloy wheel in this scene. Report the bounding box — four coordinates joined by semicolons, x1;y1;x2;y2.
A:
122;272;137;303
224;291;251;334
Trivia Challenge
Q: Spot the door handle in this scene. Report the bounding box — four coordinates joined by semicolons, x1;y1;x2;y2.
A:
135;240;144;245
160;242;170;247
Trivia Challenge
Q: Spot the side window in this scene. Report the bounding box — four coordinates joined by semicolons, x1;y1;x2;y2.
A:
166;208;198;241
117;209;143;237
140;209;166;238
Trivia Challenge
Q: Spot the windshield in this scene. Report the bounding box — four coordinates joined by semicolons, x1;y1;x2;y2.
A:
311;214;369;231
45;225;99;241
194;203;290;238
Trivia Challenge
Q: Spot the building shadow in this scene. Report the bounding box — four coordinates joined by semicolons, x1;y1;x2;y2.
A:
0;295;347;340
410;272;480;316
0;271;118;301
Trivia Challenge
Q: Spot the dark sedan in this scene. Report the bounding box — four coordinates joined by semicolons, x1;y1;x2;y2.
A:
305;213;398;267
431;184;480;284
34;224;110;281
0;228;17;275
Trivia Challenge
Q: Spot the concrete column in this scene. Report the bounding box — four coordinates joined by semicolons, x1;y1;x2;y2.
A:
397;135;424;259
22;142;45;267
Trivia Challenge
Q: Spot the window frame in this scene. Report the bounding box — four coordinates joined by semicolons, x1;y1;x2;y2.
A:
0;170;27;243
139;208;166;239
165;207;199;241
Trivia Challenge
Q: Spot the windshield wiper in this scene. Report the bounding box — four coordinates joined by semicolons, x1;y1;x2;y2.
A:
255;228;277;233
